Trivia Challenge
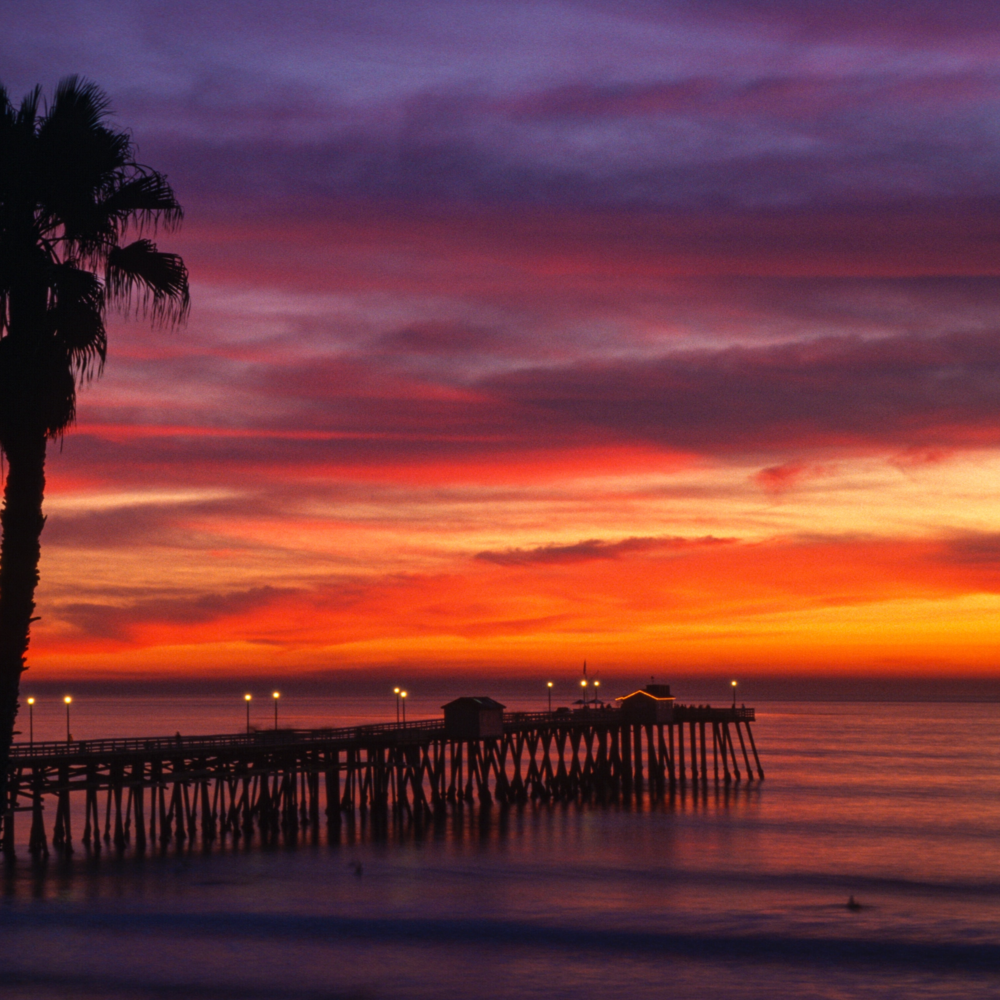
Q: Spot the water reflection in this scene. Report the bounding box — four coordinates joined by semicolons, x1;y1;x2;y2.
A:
1;785;762;895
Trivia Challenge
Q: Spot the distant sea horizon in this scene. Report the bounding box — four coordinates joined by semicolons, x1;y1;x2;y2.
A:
6;672;1000;747
16;669;1000;705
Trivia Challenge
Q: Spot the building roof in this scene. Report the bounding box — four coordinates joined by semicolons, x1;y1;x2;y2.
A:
614;689;676;703
644;684;672;698
441;696;507;710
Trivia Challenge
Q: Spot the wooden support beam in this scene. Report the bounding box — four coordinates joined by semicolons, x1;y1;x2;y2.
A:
158;780;171;843
645;725;661;795
51;766;68;852
103;778;113;843
723;723;741;781
567;730;583;796
181;781;195;841
29;779;47;858
326;751;341;825
432;742;446;806
133;765;146;851
620;725;633;792
734;721;754;780
658;725;672;793
199;779;213;843
632;724;643;791
3;770;17;856
540;731;556;799
745;722;765;779
125;785;136;845
524;733;542;799
113;776;126;847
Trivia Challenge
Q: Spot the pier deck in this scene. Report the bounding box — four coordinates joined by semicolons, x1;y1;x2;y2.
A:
3;704;762;857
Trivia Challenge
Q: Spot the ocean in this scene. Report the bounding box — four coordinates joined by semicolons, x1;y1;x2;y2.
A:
0;691;997;999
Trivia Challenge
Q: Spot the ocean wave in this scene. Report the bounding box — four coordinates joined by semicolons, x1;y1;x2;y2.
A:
0;907;997;974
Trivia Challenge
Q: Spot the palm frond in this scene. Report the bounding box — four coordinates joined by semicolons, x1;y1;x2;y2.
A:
0;85;41;206
46;76;111;137
105;239;190;325
46;264;107;381
0;86;41;222
38;356;78;440
95;171;184;236
0;77;188;445
56;171;181;264
15;86;40;128
36;77;132;244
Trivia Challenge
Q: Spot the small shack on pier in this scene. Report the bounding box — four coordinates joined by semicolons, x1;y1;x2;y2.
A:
616;684;675;723
442;697;506;740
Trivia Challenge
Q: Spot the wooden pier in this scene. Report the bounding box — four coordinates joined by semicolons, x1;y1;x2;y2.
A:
1;701;762;858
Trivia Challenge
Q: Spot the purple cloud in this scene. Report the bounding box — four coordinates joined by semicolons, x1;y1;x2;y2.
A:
58;585;300;641
476;535;734;566
4;1;1000;213
483;329;1000;457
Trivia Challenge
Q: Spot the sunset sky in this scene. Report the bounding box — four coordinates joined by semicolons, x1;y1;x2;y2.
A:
4;0;1000;681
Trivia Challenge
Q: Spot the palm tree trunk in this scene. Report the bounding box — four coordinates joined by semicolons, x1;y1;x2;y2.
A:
0;432;47;820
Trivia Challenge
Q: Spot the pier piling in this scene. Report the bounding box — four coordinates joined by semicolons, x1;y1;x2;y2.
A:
0;703;761;857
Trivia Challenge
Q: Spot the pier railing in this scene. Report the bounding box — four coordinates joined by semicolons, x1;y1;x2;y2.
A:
674;705;755;722
9;704;755;762
9;717;448;761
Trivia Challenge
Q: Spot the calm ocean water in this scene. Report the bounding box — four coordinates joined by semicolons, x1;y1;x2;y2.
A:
0;693;997;999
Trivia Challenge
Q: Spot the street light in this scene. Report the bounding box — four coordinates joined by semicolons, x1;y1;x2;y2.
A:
273;691;280;730
580;678;588;707
400;690;407;724
26;697;34;746
245;693;252;734
64;696;72;742
393;686;401;724
731;680;738;708
546;681;553;713
593;679;600;706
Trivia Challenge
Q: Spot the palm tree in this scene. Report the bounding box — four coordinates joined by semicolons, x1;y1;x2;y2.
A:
0;77;188;805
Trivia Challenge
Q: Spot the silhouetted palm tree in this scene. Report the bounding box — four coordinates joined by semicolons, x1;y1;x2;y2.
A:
0;77;188;802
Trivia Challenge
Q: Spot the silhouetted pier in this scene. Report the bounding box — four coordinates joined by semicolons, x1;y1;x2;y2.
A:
1;695;762;858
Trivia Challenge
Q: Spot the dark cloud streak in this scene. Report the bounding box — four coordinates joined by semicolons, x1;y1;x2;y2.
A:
476;535;734;566
486;329;1000;457
48;325;1000;483
59;586;301;642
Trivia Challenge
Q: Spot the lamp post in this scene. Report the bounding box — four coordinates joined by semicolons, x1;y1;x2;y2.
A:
546;681;553;713
273;691;280;730
580;678;588;707
393;686;401;724
26;697;34;747
64;696;72;742
593;679;600;706
245;693;252;734
400;690;407;724
731;680;737;708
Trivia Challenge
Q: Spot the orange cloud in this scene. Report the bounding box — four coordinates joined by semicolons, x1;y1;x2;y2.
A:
752;461;838;494
29;532;1000;677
